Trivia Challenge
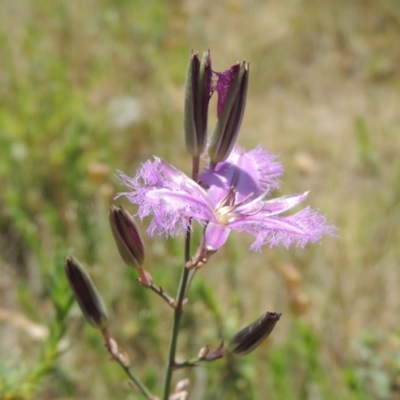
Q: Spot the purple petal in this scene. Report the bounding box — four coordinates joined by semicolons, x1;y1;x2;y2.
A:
213;64;240;115
229;146;284;197
117;159;215;236
200;145;283;205
255;192;309;216
229;207;337;250
204;222;231;251
146;188;214;222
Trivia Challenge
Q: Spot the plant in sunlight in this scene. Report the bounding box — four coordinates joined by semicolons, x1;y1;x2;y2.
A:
65;50;336;399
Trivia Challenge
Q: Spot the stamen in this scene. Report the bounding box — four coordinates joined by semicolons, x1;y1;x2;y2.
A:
215;186;236;209
214;187;257;225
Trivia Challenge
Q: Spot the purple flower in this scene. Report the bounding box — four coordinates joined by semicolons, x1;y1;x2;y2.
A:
118;145;335;253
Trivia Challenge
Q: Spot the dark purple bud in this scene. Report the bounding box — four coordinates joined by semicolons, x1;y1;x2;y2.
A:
229;311;281;356
208;61;249;168
65;256;109;330
109;205;145;269
184;50;212;157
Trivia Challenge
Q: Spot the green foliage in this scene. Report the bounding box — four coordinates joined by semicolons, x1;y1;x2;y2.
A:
0;257;74;399
265;322;376;400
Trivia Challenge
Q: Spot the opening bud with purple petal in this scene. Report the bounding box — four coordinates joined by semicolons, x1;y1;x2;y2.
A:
228;311;281;356
109;204;145;269
208;60;249;168
64;256;109;330
184;50;212;157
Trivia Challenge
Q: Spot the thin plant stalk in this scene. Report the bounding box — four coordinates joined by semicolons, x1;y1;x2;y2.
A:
162;222;192;400
120;361;156;399
162;156;199;399
102;329;155;400
192;156;200;181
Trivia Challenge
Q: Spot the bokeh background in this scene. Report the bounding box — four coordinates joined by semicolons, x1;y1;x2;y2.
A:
1;0;400;399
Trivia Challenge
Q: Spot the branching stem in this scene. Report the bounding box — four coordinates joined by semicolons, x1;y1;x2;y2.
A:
147;282;177;308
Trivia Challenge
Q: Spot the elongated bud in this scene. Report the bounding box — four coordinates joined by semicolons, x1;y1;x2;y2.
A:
208;61;249;168
184;50;212;157
228;311;281;356
64;256;109;330
109;205;145;268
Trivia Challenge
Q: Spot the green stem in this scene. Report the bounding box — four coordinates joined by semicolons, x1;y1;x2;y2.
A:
147;282;177;308
192;156;200;181
102;329;155;399
162;224;192;400
120;362;155;399
173;356;201;369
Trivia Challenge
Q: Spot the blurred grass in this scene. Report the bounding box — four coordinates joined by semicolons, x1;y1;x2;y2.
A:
1;0;400;399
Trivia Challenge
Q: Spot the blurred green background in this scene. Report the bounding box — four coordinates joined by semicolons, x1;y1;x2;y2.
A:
1;0;400;399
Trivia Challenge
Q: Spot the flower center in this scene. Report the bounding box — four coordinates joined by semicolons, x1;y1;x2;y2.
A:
214;187;256;225
214;187;236;225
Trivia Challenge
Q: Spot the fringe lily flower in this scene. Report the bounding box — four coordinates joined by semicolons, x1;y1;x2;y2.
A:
118;145;335;256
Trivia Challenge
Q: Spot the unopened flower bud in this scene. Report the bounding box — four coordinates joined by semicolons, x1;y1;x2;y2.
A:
109;205;145;268
208;61;249;167
184;50;212;157
229;311;281;356
64;256;109;330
